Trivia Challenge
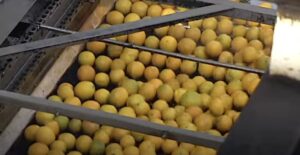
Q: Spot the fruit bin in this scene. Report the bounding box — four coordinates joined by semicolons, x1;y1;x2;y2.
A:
0;0;277;154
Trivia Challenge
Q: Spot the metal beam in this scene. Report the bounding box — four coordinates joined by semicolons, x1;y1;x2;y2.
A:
0;0;37;45
198;0;276;15
158;0;276;24
0;5;233;57
40;25;265;74
0;90;225;150
198;0;276;24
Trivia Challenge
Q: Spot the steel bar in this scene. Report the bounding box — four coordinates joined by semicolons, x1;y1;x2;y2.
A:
0;0;37;45
0;5;233;57
40;25;265;74
0;90;225;149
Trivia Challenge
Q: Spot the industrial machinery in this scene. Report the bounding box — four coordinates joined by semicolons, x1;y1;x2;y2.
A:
1;0;295;154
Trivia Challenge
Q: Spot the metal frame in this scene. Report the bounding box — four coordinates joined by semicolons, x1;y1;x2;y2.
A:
0;4;233;56
0;0;277;57
0;90;224;150
0;0;277;154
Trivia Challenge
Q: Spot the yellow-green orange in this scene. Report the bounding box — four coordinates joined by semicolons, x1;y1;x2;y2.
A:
107;45;123;58
57;83;74;99
185;27;201;42
74;81;95;100
95;55;112;72
145;35;159;49
144;66;159;81
86;41;106;55
159;36;178;52
35;126;55;145
28;143;49;155
138;51;152;65
106;10;124;25
109;87;128;107
168;25;186;41
159;69;176;83
205;40;223;58
216;115;233;133
35;112;55;125
231;37;248;52
131;1;148;17
109;69;125;84
177;38;196;55
78;51;95;66
202;17;217;30
157;84;174;102
147;4;162;17
151;54;167;68
24;125;40;141
124;13;141;23
94;89;110;104
115;0;132;15
128;31;146;46
166;57;181;71
218;51;233;64
232;90;249;110
209;98;225;116
127;61;145;79
77;65;96;81
50;140;67;152
194;113;213;131
198;63;215;78
217;19;233;34
201;29;217;45
180;91;202;107
232;25;247;37
217;34;232;50
58;133;76;150
138;83;156;101
75;135;93;154
120;78;139;95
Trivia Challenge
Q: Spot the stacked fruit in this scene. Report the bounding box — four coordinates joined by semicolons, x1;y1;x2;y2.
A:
23;0;274;155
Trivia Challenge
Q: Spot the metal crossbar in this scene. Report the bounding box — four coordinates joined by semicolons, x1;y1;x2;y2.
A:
0;5;232;57
0;90;225;149
39;25;265;74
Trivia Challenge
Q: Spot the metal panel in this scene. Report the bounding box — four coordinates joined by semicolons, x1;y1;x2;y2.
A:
218;75;300;155
0;0;37;45
0;5;234;57
0;90;225;151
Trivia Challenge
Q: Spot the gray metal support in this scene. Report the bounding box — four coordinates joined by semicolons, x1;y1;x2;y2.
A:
0;5;233;57
0;90;224;153
39;24;265;74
